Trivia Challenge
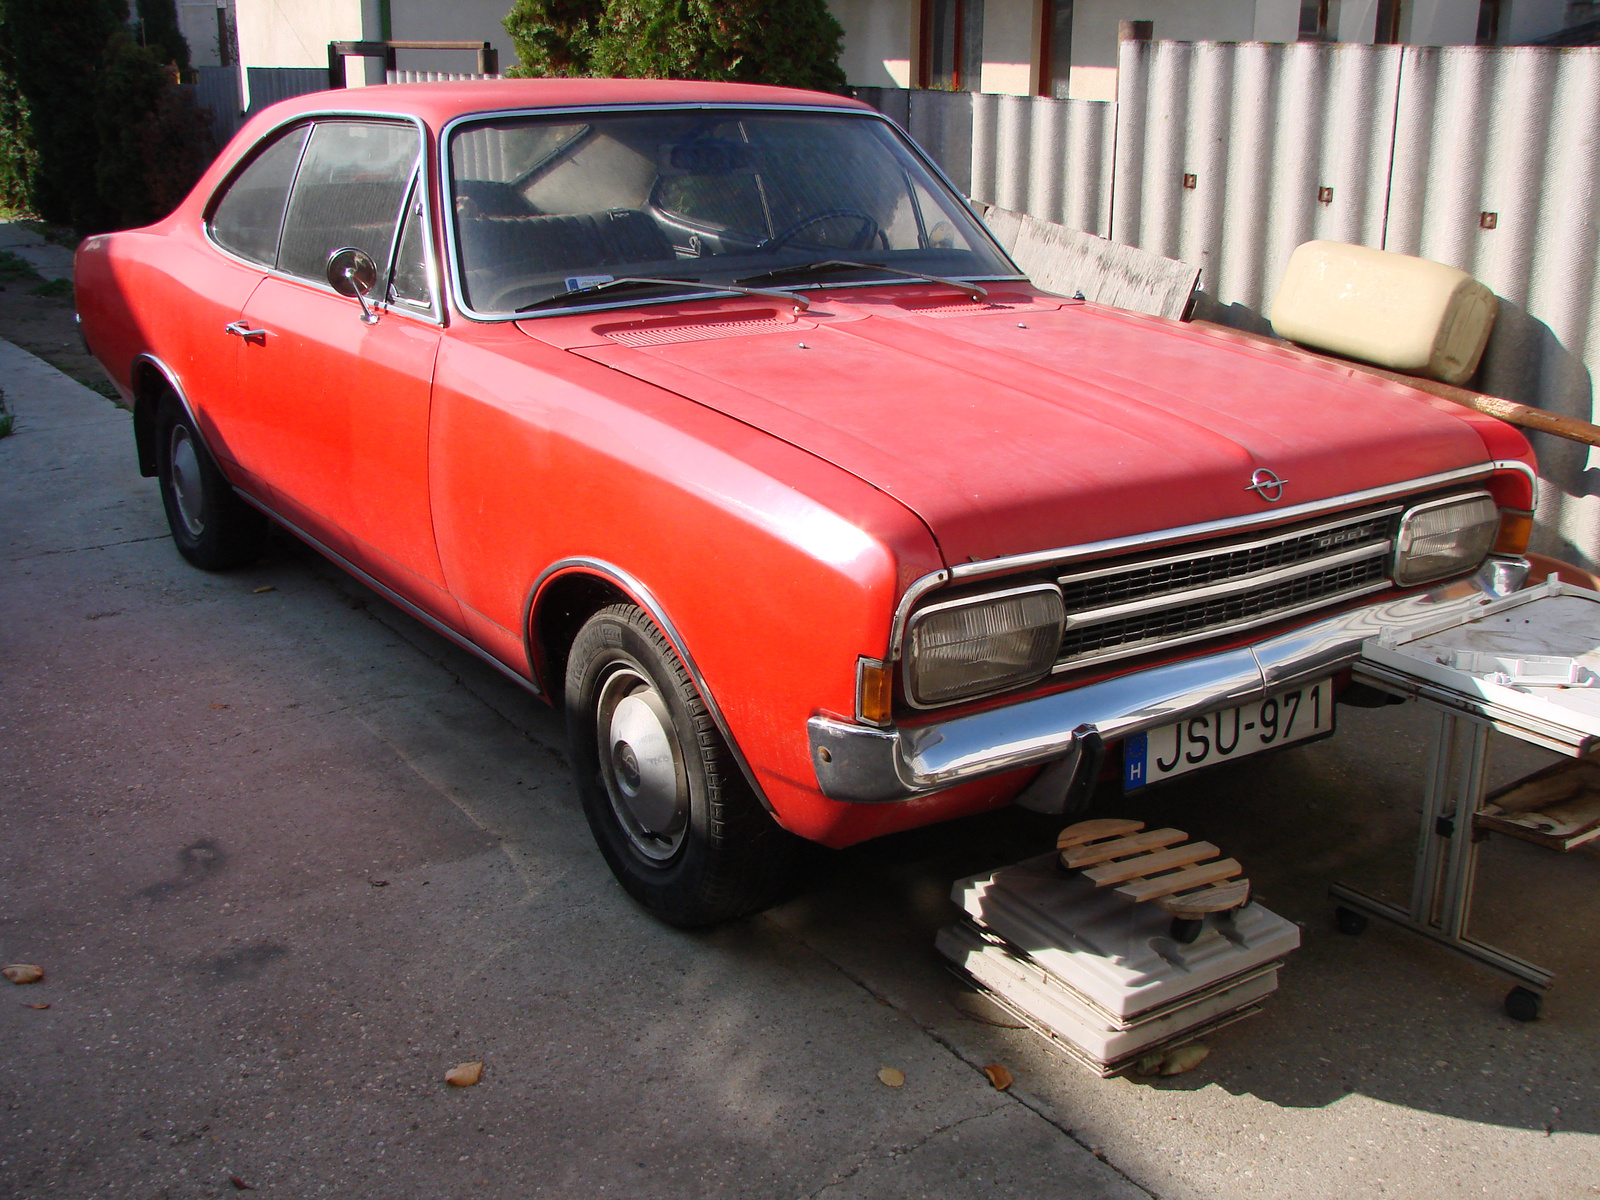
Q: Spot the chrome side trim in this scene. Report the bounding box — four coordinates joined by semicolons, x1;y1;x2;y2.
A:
233;491;540;694
887;463;1515;662
1491;458;1539;508
1060;541;1391;631
436;102;1018;323
524;556;773;814
812;579;1501;802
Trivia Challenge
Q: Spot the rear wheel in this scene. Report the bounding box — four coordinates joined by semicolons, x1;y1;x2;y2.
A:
154;392;266;570
565;603;801;926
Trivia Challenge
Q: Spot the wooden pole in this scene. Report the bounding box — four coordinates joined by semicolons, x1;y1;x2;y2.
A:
1188;320;1600;449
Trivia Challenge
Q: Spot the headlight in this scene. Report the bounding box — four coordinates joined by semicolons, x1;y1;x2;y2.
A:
906;584;1065;706
1393;492;1499;586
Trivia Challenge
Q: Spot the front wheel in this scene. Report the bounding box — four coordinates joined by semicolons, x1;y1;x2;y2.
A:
565;604;801;927
153;392;266;570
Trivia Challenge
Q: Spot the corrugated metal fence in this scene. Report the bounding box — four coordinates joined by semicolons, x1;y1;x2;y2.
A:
861;41;1600;567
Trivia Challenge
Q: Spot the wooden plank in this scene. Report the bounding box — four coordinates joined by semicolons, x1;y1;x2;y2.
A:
1158;879;1253;918
1060;828;1188;869
1115;859;1243;903
1055;818;1144;850
1083;842;1220;887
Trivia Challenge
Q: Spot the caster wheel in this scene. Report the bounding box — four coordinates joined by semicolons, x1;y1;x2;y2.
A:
1169;917;1203;944
1504;986;1542;1022
1334;906;1368;936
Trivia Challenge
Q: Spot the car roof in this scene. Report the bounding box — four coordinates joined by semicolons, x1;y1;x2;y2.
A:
254;77;875;130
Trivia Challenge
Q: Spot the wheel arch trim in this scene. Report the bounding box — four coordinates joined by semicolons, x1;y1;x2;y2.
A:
526;557;775;814
130;353;206;477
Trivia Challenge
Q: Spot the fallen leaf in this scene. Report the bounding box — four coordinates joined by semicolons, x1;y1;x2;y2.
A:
1134;1053;1166;1077
445;1061;483;1087
252;586;275;594
23;1002;50;1010
230;1176;256;1190
983;1064;1014;1091
368;879;388;888
2;964;43;985
210;703;230;710
1160;1044;1210;1076
876;1067;905;1088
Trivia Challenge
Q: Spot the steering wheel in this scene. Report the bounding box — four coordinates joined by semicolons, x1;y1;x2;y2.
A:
762;208;883;253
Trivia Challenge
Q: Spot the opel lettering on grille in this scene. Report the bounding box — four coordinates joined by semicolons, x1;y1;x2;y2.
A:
1246;468;1287;502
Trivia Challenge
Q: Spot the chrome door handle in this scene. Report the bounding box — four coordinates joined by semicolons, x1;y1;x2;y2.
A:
224;320;267;340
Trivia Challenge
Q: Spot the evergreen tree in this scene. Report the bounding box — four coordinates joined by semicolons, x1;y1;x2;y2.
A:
503;0;605;77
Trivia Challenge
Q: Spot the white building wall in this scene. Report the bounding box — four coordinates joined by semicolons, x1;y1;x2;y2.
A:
235;0;365;70
831;0;918;87
979;0;1041;94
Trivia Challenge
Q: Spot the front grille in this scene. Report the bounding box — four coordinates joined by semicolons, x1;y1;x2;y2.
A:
1054;507;1401;669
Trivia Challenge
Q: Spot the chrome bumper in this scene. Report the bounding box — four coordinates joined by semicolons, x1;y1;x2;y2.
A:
809;566;1523;803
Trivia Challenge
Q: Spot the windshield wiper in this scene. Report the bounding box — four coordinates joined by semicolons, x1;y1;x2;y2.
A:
516;275;809;314
735;260;988;302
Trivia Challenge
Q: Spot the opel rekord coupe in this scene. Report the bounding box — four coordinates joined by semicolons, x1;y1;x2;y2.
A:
76;79;1536;925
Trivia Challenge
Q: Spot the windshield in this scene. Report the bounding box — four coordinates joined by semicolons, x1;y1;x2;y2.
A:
446;108;1016;315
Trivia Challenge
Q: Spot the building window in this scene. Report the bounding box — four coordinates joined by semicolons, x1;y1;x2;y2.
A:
924;0;985;92
1039;0;1073;98
1476;0;1502;44
1298;0;1338;40
1374;0;1404;43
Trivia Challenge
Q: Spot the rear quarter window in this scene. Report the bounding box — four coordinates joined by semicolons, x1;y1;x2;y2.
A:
208;125;310;266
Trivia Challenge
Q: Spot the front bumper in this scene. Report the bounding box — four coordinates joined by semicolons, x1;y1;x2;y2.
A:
809;564;1524;803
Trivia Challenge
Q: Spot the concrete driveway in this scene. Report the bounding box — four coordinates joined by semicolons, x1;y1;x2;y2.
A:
3;338;1598;1199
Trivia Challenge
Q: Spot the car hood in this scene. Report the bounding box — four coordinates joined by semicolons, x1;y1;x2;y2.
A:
524;290;1494;566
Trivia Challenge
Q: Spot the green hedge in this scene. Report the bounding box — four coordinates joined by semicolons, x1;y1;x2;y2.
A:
505;0;845;92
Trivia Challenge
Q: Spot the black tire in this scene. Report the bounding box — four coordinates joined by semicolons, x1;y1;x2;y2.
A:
565;603;801;927
153;391;266;570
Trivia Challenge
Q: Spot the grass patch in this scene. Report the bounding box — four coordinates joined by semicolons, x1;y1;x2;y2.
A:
0;248;41;282
78;376;119;401
29;277;72;299
0;386;12;438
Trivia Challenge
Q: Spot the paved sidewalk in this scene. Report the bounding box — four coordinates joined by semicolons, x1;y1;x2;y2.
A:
0;222;74;281
0;339;1142;1198
3;336;1598;1199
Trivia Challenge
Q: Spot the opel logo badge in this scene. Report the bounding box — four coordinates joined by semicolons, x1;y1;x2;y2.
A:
1246;468;1287;502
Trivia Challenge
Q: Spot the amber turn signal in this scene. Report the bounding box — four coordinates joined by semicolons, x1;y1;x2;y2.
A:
857;659;894;726
1493;509;1533;557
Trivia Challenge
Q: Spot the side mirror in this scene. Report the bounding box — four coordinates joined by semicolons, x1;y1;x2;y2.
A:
326;247;379;324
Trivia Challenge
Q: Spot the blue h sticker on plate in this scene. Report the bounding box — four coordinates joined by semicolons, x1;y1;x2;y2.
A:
1123;731;1148;790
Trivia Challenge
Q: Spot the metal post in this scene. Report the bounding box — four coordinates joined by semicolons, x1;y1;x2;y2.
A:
478;44;498;76
328;44;346;89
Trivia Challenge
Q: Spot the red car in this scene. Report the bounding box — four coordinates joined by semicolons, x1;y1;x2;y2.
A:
77;78;1536;925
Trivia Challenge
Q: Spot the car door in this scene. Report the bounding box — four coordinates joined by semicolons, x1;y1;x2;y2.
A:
232;118;456;622
186;123;311;493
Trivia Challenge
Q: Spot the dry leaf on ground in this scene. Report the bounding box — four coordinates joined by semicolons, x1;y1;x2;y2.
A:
23;1002;50;1010
229;1176;256;1190
252;586;275;594
3;964;43;985
877;1067;905;1088
983;1064;1014;1090
445;1061;484;1087
1160;1044;1210;1076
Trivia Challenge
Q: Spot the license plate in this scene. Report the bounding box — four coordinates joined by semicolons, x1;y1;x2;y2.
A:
1123;678;1335;790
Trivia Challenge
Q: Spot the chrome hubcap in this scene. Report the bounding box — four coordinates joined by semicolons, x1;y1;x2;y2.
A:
596;666;688;862
168;425;205;537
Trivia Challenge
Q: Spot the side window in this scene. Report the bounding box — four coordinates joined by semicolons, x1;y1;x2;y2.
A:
277;121;421;283
208;125;310;266
388;177;432;309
